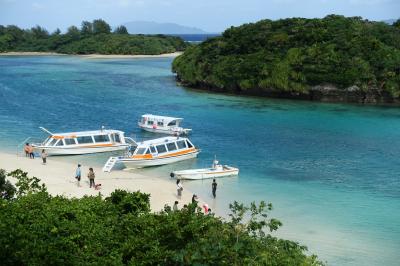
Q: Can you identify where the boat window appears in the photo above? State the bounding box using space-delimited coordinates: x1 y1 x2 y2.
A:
49 138 58 146
94 135 110 143
56 140 64 146
150 146 156 153
146 149 151 154
156 144 167 153
147 120 154 125
77 136 94 144
157 121 163 126
176 140 187 149
113 134 121 143
166 142 177 152
64 138 76 145
186 140 193 148
136 148 147 155
167 120 177 126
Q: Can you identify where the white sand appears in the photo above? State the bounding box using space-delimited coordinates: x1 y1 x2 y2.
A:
0 151 197 212
0 51 182 58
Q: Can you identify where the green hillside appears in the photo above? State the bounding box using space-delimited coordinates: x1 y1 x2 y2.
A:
0 19 186 55
172 15 400 103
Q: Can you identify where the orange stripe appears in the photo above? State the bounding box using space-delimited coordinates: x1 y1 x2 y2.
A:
132 154 153 159
52 135 64 139
157 148 196 158
80 143 115 148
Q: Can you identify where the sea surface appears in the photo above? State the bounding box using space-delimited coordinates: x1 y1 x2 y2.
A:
0 55 399 265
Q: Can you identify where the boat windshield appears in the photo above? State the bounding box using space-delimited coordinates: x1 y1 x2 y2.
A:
136 148 147 155
167 120 177 126
48 138 58 146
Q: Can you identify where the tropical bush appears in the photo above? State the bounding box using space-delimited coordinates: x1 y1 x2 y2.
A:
0 169 323 265
0 19 187 55
172 16 400 97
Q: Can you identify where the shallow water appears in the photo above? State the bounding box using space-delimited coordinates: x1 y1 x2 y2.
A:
0 56 399 265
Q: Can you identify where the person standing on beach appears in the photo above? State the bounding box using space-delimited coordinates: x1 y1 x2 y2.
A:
75 164 81 187
41 149 47 165
28 144 35 159
173 201 179 211
24 143 30 157
212 179 217 198
176 179 183 198
87 168 95 188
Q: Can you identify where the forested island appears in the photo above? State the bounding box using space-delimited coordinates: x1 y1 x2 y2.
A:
0 19 186 55
172 15 400 104
0 169 323 265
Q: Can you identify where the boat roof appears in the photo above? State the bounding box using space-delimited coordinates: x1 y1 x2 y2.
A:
137 136 187 146
142 114 183 122
49 129 124 138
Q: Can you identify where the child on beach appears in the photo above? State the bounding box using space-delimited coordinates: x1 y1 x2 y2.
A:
176 179 183 198
173 201 179 211
41 149 47 164
87 167 95 188
75 164 81 187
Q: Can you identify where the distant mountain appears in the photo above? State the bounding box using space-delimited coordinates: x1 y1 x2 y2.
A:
383 19 398 25
123 21 207 34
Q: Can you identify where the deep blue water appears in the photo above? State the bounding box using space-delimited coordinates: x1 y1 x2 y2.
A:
0 56 399 265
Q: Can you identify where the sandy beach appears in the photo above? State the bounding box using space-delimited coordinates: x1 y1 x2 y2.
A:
0 51 182 58
0 151 197 212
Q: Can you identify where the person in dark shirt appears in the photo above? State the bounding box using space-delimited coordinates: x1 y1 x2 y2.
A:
212 179 217 198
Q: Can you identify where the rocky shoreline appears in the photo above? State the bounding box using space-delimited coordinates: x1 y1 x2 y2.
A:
177 79 399 104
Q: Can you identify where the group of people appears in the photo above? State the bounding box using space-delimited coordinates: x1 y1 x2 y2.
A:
24 143 48 164
172 194 212 214
75 164 100 189
176 179 218 199
175 178 218 214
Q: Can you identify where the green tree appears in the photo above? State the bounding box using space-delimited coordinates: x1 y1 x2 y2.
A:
81 20 93 35
92 19 111 34
0 169 323 265
114 25 128 34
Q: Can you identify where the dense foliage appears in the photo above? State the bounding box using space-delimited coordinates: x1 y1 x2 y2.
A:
0 19 186 55
173 16 400 98
0 169 323 265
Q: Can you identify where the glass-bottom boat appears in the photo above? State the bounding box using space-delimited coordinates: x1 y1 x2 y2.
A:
103 136 199 171
30 127 135 156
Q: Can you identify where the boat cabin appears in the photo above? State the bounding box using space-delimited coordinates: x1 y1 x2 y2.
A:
131 137 195 159
41 129 127 147
140 114 183 128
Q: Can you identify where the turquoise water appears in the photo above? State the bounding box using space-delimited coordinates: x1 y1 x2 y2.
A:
1 56 400 265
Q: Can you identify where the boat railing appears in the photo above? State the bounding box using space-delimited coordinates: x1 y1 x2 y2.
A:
16 137 43 157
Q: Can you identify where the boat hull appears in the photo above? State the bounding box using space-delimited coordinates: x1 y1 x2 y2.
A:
32 144 129 156
120 150 199 168
172 167 239 180
138 123 190 135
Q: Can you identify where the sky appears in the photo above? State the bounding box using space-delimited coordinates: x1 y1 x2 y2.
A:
0 0 398 33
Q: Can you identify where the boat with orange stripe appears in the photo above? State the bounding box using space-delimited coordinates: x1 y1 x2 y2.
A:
30 127 135 155
111 136 200 168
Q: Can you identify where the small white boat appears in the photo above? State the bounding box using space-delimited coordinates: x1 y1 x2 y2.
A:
103 136 200 171
170 159 239 180
138 114 191 135
30 127 135 156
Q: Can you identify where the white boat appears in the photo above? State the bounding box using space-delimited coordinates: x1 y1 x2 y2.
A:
30 127 135 156
138 114 192 135
170 159 239 180
103 136 199 171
